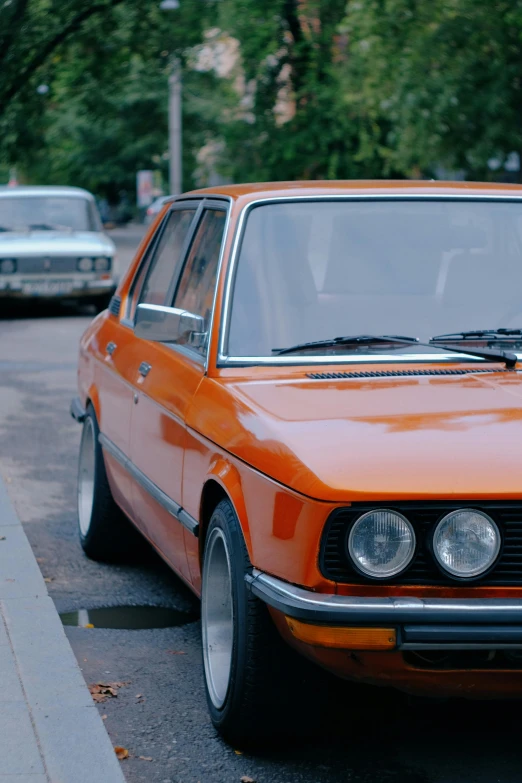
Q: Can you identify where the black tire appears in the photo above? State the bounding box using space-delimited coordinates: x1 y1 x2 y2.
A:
201 499 296 747
77 404 141 561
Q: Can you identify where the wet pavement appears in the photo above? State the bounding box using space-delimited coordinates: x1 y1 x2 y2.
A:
0 223 521 782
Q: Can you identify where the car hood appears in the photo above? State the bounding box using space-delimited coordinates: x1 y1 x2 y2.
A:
0 231 115 256
192 369 522 501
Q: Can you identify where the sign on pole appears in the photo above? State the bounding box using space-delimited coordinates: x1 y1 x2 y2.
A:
137 170 154 208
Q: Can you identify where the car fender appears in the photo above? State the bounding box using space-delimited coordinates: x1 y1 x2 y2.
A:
201 457 252 560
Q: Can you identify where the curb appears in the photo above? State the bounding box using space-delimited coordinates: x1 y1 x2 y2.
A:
0 477 126 783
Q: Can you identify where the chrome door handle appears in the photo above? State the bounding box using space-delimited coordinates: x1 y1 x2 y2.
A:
138 361 152 377
106 341 117 356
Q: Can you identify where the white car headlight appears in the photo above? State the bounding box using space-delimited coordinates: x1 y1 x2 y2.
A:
94 257 110 271
78 257 93 272
432 510 501 578
0 258 16 274
347 510 416 579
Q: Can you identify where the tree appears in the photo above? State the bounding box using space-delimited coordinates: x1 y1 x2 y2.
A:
342 0 522 180
204 0 382 182
0 0 218 195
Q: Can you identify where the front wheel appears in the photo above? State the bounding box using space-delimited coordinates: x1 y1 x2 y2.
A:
201 499 294 747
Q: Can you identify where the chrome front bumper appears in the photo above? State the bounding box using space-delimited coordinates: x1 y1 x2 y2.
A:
246 569 522 649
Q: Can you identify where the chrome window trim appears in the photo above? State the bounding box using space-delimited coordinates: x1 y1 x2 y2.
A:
99 432 199 536
217 194 522 367
122 195 232 371
123 199 204 325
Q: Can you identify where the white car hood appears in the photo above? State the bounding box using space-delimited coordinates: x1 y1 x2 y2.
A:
0 231 115 257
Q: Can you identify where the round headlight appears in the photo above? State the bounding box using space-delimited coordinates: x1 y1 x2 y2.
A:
347 510 416 579
94 256 110 271
432 510 501 578
0 258 16 274
78 257 93 272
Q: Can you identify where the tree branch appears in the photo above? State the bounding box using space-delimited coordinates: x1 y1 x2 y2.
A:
0 0 126 115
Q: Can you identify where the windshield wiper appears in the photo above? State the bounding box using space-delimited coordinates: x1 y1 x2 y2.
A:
432 329 522 341
274 335 418 355
274 334 518 369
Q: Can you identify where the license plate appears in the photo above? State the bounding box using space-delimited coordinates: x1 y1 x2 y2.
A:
21 279 75 296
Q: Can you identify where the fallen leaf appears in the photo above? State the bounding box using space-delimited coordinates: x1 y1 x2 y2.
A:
234 750 243 755
36 557 45 562
5 578 15 582
0 536 6 541
135 694 142 699
114 746 129 761
44 577 54 583
88 682 128 702
241 777 256 783
166 650 186 655
138 756 153 761
102 714 107 721
83 623 94 628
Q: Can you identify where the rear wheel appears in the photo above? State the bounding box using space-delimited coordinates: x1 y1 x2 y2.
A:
77 404 141 561
201 499 294 747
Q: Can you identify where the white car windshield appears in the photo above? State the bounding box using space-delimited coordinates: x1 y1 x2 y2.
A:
0 196 98 232
227 198 522 358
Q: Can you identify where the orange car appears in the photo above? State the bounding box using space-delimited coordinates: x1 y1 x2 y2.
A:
72 181 522 743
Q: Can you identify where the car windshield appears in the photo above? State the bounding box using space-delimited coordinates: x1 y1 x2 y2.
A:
0 196 99 232
227 198 522 358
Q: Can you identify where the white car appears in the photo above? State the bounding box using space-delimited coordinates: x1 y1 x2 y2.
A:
0 185 117 311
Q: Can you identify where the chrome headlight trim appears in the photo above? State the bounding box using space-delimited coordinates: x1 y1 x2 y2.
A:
432 509 501 579
347 509 416 580
77 257 94 272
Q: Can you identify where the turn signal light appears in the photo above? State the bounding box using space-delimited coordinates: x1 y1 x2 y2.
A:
285 617 396 650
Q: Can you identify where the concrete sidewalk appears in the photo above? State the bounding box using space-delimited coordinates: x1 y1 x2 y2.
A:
0 477 126 783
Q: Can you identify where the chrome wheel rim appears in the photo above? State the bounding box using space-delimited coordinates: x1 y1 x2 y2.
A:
77 417 95 537
202 527 234 709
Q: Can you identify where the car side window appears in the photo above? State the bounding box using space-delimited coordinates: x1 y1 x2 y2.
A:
133 208 196 315
171 208 226 356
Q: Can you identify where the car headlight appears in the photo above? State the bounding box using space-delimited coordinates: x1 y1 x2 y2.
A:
94 257 110 271
347 510 416 579
0 259 16 274
432 510 501 578
78 257 93 272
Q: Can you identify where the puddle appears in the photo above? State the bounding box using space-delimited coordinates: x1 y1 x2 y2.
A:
60 605 197 630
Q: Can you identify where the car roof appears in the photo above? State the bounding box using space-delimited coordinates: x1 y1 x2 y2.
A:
0 186 95 200
185 179 522 203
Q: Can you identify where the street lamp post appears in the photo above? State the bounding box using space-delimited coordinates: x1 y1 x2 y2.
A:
160 0 182 195
168 59 182 196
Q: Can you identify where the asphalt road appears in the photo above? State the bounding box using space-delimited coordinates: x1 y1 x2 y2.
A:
1 223 521 783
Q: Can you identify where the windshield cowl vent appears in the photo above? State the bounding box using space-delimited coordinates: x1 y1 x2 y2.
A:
306 368 516 380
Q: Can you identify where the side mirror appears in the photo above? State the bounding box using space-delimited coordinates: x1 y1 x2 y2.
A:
134 303 206 347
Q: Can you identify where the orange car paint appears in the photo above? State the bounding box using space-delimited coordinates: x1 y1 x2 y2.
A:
76 181 522 696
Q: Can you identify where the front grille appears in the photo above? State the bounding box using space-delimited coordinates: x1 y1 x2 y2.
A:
320 502 522 586
17 257 79 274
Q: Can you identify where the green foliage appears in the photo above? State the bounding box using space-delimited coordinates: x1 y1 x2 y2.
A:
0 0 218 197
212 0 379 181
2 0 522 192
342 0 522 179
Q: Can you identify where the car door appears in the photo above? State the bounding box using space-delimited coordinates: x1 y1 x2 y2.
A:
129 201 228 582
94 204 194 518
